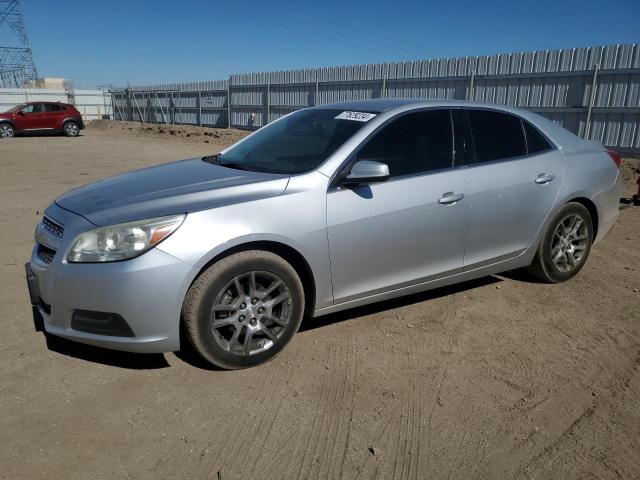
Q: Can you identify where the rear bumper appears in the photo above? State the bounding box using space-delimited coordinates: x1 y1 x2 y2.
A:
593 170 622 245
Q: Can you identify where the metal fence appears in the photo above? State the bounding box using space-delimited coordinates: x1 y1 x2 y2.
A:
112 44 640 153
0 88 112 121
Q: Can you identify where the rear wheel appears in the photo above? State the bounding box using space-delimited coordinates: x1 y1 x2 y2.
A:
182 250 305 369
527 202 593 283
63 121 80 137
0 123 15 138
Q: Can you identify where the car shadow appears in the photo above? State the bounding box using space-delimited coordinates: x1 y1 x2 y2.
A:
16 132 84 138
39 274 529 371
299 275 502 333
173 322 227 371
43 333 170 370
497 268 543 284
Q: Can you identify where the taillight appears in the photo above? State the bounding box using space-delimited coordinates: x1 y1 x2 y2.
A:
606 149 621 169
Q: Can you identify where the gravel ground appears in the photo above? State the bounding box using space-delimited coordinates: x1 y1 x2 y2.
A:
0 122 639 480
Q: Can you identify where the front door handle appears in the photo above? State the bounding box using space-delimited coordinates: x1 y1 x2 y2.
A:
535 173 555 184
438 192 464 205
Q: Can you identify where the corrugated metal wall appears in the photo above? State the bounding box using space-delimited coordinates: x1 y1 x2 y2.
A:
111 44 640 152
0 88 112 121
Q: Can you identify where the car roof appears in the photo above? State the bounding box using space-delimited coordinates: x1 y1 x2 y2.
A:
314 98 582 149
314 98 529 113
315 98 440 113
22 101 69 105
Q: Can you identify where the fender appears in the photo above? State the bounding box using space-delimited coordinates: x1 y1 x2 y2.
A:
160 231 330 314
60 116 84 130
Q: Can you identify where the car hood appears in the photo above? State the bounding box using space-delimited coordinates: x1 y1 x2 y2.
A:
55 158 290 226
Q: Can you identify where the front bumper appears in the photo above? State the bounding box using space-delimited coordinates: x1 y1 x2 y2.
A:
27 204 194 353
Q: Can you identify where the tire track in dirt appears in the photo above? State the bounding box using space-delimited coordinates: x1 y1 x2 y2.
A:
422 362 447 478
149 359 293 478
211 360 300 479
513 349 640 479
284 333 359 480
288 342 340 479
242 338 340 479
319 337 358 479
306 341 347 479
395 338 421 480
222 362 297 477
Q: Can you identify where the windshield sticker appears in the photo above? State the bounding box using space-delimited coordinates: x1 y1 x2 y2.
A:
335 111 377 122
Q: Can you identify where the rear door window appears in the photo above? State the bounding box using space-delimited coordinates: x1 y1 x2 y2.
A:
357 110 454 178
44 103 63 112
467 110 526 163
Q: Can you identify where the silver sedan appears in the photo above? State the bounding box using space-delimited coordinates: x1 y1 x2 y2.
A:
26 99 622 369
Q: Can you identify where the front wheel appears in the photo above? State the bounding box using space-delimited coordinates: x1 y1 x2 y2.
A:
63 121 80 137
0 123 15 138
527 202 594 283
182 250 305 369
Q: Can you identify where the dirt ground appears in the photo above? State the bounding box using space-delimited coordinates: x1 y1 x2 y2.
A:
1 121 639 480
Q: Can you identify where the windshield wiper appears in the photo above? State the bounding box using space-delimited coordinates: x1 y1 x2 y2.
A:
202 153 249 171
202 153 222 164
218 161 248 171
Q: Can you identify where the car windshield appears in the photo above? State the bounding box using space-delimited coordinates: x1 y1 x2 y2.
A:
6 104 27 113
215 108 374 174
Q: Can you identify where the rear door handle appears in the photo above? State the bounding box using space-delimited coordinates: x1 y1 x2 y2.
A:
438 192 464 205
535 173 555 184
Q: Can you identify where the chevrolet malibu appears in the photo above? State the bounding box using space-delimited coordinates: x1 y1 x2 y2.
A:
26 99 622 369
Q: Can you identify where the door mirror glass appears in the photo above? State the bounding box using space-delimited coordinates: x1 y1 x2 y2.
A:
344 160 390 185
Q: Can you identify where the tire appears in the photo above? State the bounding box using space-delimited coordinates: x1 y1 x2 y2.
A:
182 250 305 369
63 121 80 137
527 202 594 283
0 123 15 138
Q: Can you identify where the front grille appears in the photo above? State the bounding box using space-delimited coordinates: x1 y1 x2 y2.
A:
42 216 64 238
35 216 64 265
37 244 56 264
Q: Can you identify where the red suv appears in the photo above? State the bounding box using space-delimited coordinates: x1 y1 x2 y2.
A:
0 102 84 138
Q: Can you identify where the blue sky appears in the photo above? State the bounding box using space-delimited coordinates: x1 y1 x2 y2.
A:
14 0 640 87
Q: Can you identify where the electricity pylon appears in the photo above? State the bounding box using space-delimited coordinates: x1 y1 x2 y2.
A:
0 0 38 87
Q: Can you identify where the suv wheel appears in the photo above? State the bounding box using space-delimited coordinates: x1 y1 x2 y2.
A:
63 121 80 137
0 123 15 138
183 250 305 369
527 202 593 283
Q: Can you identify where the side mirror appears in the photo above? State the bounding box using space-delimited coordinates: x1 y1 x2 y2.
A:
18 111 25 116
343 160 390 185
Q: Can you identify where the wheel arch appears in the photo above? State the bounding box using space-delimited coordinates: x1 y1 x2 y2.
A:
185 240 317 318
0 119 15 128
61 117 80 127
566 196 599 240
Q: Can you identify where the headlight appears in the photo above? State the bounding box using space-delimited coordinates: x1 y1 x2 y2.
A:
67 214 185 263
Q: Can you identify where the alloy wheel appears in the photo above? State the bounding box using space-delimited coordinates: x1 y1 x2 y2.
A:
0 124 15 138
65 123 79 136
550 214 588 273
209 271 292 356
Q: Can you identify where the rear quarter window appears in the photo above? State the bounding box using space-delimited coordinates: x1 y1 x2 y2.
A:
523 120 552 154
